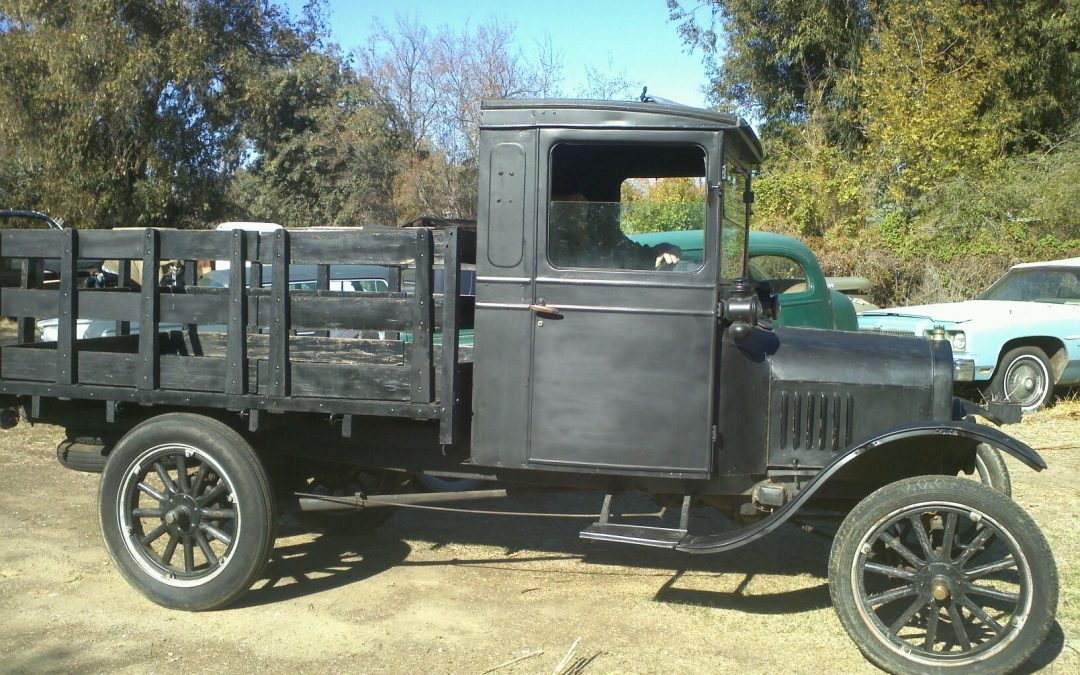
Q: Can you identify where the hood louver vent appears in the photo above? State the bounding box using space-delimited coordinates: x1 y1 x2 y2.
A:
778 390 855 454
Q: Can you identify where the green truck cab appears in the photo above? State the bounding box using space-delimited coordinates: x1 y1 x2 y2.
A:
631 229 858 330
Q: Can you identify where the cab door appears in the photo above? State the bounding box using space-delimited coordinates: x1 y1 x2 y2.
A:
526 131 722 477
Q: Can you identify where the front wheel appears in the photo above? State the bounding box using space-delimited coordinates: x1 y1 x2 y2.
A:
99 413 275 611
829 476 1057 674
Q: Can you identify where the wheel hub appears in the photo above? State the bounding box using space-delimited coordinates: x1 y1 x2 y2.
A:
931 577 951 602
915 562 963 603
163 493 200 534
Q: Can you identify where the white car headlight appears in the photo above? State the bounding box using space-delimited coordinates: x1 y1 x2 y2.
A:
950 331 967 351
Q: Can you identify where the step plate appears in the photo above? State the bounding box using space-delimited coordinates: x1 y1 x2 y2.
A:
580 523 687 549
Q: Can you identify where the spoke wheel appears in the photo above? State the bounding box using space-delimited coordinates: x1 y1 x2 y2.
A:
117 443 238 584
829 477 1057 674
100 414 275 610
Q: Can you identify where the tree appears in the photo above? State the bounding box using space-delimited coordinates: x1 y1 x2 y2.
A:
579 57 639 102
229 51 405 227
857 1 1017 198
668 0 872 145
361 14 561 220
0 0 327 228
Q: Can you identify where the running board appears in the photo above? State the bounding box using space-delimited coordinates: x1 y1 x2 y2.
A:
580 493 692 549
580 523 687 549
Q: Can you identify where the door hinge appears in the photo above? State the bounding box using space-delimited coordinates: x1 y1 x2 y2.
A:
711 425 720 447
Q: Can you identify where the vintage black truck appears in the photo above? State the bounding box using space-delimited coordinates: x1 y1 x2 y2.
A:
0 99 1058 674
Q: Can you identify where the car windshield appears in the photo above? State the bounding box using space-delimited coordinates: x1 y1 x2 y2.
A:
978 267 1080 303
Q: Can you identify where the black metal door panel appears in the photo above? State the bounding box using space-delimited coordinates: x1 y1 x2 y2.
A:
528 293 715 473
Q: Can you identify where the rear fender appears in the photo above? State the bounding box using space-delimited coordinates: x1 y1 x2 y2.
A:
677 421 1044 554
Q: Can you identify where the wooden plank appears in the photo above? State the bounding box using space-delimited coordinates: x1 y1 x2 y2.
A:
1 288 52 318
9 334 139 351
171 332 405 364
56 229 78 385
315 264 330 337
288 228 418 265
138 229 159 390
160 355 226 392
77 230 144 259
0 379 442 419
79 291 141 322
386 266 402 340
439 228 460 444
287 295 413 332
183 259 196 288
411 229 434 402
159 230 238 261
289 335 406 364
159 293 229 324
269 229 289 396
276 361 411 401
226 230 247 395
78 351 139 387
0 346 53 380
16 258 41 343
0 229 64 258
116 259 131 336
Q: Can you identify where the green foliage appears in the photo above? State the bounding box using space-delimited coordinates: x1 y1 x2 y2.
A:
674 0 1080 305
230 52 405 227
858 2 1017 197
620 178 706 234
669 0 871 145
0 0 335 228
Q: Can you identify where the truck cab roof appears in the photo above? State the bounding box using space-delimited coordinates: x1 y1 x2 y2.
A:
480 98 763 166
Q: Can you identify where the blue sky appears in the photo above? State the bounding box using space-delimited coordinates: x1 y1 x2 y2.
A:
282 0 715 108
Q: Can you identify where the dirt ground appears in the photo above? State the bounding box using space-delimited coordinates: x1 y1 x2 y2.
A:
0 405 1077 674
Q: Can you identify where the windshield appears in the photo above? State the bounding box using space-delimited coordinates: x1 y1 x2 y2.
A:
721 162 748 279
978 267 1080 303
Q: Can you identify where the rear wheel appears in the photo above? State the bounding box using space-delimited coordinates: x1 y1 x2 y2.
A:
99 414 275 611
986 346 1054 413
829 476 1057 674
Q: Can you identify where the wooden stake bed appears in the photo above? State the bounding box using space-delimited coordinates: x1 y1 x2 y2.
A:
0 226 473 444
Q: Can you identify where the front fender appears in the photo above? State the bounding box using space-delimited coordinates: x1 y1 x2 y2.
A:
677 420 1044 554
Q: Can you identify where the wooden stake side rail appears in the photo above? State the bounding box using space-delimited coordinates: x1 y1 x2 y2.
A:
0 226 467 435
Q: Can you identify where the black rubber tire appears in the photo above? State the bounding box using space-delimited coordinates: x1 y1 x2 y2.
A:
986 346 1055 413
99 413 275 611
969 444 1012 497
56 439 110 473
829 476 1057 675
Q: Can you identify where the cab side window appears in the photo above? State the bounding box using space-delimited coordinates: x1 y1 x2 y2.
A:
547 143 706 272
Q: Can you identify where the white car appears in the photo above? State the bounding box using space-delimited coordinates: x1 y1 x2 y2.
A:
859 257 1080 412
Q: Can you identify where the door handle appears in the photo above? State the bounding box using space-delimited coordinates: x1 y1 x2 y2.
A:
529 303 562 318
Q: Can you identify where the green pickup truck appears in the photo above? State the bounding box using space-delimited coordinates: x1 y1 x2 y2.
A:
631 229 858 330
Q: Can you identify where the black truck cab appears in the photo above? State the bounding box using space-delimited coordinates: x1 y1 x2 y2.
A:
472 100 760 477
